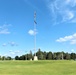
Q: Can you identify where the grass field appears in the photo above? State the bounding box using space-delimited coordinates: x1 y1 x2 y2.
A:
0 60 76 75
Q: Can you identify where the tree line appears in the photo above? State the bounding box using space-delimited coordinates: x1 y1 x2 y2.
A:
15 48 76 60
0 48 76 60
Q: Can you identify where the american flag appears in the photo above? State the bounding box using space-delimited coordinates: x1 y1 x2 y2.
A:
34 11 37 24
34 20 37 24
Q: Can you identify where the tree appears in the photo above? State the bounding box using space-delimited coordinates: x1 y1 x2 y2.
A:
15 56 19 60
36 49 44 60
64 53 70 60
43 51 47 60
61 52 64 60
25 54 27 60
6 56 12 60
70 53 76 60
29 50 33 59
0 56 1 60
53 53 57 60
47 52 53 60
56 52 61 60
1 56 6 60
19 55 25 60
27 54 32 60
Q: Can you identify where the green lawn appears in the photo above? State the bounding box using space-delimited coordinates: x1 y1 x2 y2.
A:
0 60 76 75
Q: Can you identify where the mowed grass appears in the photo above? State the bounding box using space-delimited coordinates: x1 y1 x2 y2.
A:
0 60 76 75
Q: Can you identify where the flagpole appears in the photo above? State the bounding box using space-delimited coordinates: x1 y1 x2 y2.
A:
34 11 36 56
34 11 38 60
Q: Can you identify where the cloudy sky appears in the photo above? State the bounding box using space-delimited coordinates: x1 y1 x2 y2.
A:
0 0 76 57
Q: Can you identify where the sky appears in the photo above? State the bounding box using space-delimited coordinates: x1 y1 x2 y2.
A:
0 0 76 57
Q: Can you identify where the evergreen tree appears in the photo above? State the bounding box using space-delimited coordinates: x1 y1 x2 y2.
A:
36 49 44 60
71 53 76 60
43 51 47 60
47 52 52 60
